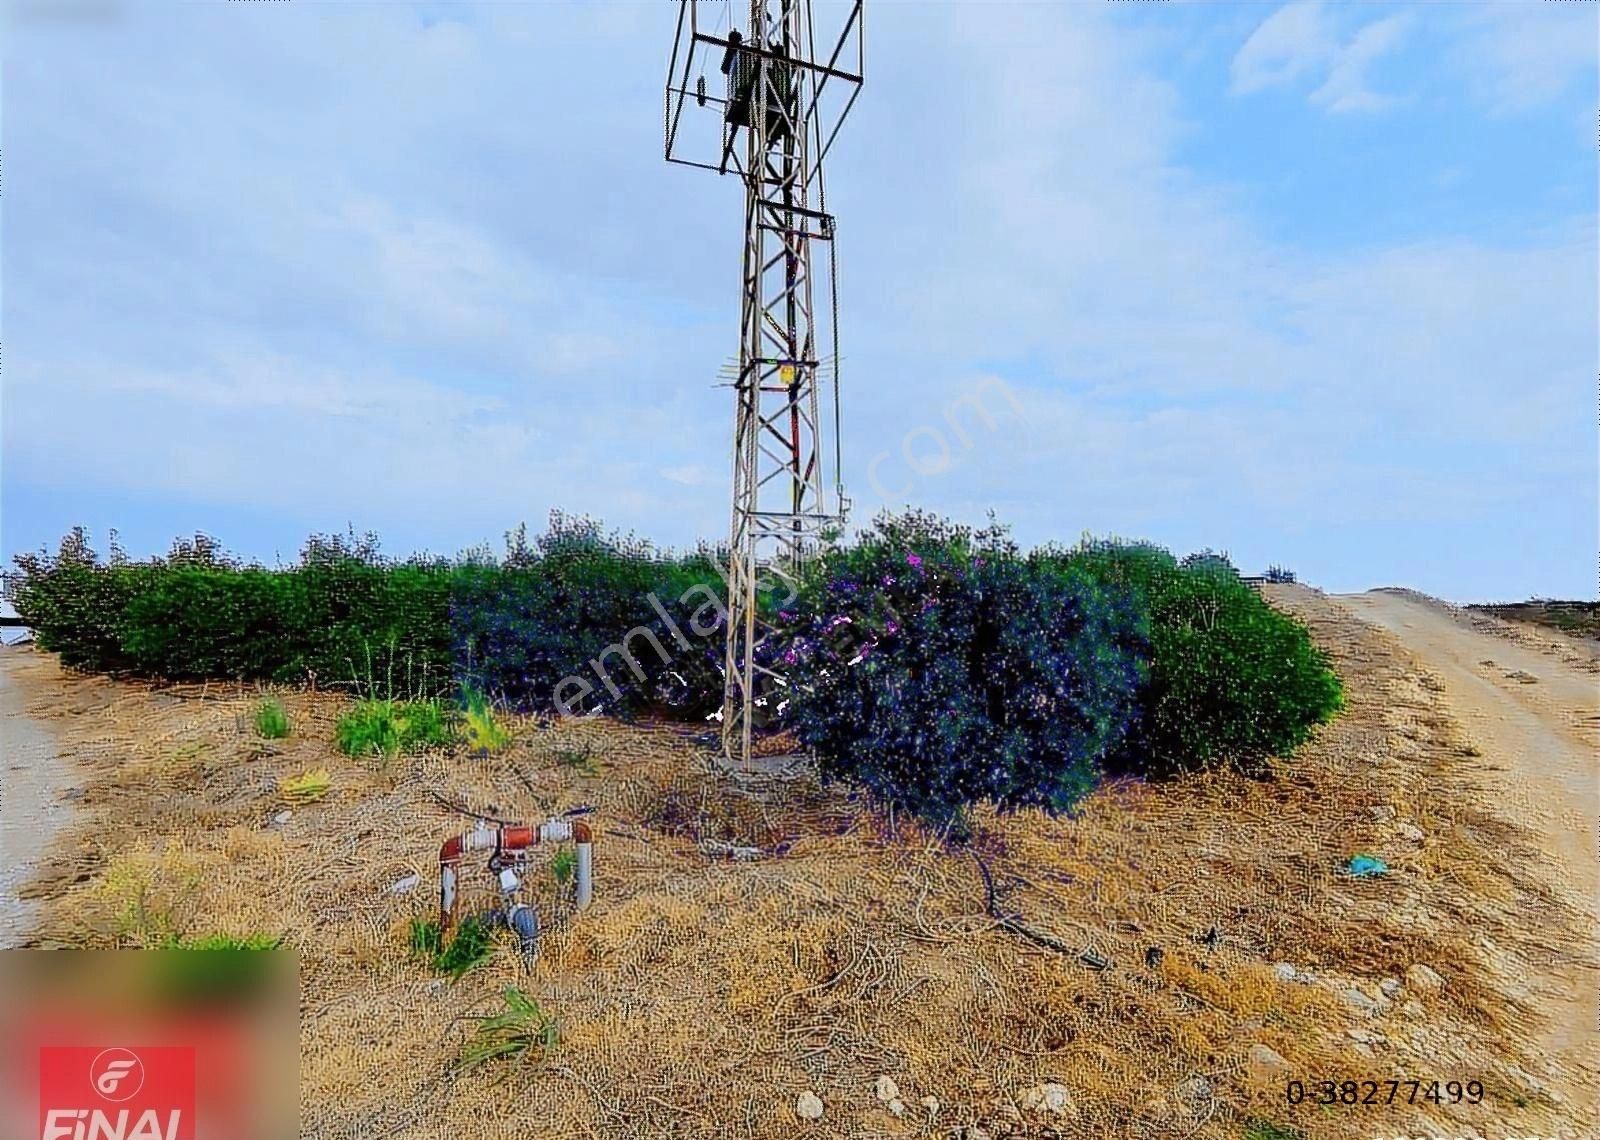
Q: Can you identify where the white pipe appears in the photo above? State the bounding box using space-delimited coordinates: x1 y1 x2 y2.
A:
538 818 573 844
575 842 594 910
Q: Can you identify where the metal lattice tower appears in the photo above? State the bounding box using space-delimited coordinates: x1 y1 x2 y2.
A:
665 0 864 766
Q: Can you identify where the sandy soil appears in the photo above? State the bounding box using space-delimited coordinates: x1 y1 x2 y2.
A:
1336 589 1600 1123
0 647 77 946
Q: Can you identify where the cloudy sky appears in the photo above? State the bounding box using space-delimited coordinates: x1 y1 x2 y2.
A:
2 0 1594 600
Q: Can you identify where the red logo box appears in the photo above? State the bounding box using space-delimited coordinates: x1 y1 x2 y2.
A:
38 1046 196 1140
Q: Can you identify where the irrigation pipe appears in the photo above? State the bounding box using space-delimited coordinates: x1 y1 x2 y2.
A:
969 850 1112 971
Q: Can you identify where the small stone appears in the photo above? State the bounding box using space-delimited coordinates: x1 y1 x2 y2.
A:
874 1075 899 1103
795 1091 824 1121
269 810 292 826
388 873 421 896
1369 804 1396 821
1020 1082 1075 1116
1343 986 1380 1014
1379 977 1402 999
1505 669 1539 684
920 1095 939 1116
1405 964 1444 994
1398 823 1424 843
886 1098 905 1118
1247 1044 1290 1085
1273 962 1298 982
1175 1076 1213 1112
1401 1000 1421 1018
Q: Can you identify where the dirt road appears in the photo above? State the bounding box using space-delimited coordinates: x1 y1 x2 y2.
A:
0 648 76 946
1337 589 1599 1113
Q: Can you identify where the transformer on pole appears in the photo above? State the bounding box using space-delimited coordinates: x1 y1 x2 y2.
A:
664 0 865 766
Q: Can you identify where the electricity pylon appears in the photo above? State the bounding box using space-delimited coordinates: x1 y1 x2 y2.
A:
665 0 864 766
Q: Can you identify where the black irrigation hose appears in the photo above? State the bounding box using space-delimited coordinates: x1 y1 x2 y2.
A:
423 788 516 825
969 850 1111 972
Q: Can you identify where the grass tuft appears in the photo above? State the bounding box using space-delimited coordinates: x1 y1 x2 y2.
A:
554 744 598 775
279 769 332 804
410 915 494 979
456 986 559 1072
409 917 443 957
253 698 291 739
550 848 577 887
165 932 282 950
335 698 452 759
461 686 512 754
1243 1122 1303 1140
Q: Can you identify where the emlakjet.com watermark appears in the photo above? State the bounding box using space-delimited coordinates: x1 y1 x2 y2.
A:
866 375 1022 500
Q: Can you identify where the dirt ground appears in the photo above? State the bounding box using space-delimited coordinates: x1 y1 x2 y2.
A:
2 585 1596 1139
0 654 77 946
1336 588 1599 1118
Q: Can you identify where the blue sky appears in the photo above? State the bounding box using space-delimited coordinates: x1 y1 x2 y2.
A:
2 0 1594 601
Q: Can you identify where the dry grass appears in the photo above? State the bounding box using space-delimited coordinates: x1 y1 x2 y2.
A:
8 586 1592 1139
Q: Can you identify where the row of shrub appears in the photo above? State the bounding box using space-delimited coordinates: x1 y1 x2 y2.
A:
11 528 456 691
13 513 1343 821
12 517 720 711
776 513 1342 820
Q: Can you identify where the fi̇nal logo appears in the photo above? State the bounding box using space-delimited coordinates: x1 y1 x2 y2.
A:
38 1045 196 1140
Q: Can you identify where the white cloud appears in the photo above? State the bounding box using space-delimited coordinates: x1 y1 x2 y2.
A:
1450 1 1599 113
1311 12 1413 113
1230 1 1333 95
1231 2 1411 113
660 466 709 487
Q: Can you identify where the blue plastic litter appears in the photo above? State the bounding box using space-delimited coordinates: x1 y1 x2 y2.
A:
1346 854 1388 878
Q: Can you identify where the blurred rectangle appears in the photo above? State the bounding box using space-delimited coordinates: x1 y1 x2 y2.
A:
0 950 297 1140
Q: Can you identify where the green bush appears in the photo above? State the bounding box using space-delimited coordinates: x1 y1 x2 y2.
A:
781 512 1146 823
11 529 150 672
335 698 453 759
450 515 729 716
409 917 443 957
150 934 284 1005
288 534 455 694
12 528 455 694
120 566 301 680
1055 540 1343 777
13 519 719 710
253 698 291 739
